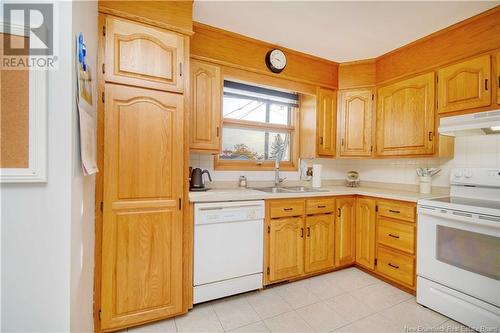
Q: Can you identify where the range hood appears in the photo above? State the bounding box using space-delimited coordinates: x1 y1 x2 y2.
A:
439 110 500 136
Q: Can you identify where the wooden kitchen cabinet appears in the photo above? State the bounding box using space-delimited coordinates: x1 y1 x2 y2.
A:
104 15 185 92
376 72 435 156
334 197 356 266
497 52 500 105
101 83 184 329
317 88 337 156
268 216 305 282
300 88 337 158
438 55 491 114
338 89 373 157
355 197 376 270
190 60 222 152
304 214 335 273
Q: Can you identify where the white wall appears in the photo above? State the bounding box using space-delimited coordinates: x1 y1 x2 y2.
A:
71 1 97 332
1 1 97 332
190 134 500 187
1 2 73 331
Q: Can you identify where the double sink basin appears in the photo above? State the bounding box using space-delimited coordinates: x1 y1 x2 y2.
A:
252 186 328 194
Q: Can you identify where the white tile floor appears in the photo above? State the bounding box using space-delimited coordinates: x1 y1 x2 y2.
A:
127 268 475 333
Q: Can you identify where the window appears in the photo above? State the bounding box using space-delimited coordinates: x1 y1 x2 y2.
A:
215 80 299 170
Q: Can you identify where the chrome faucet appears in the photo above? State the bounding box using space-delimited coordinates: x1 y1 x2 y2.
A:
274 157 286 187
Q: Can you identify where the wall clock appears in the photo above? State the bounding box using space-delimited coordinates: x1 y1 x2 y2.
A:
265 49 287 73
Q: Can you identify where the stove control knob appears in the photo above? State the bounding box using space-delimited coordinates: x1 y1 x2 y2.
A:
454 170 463 179
464 169 473 178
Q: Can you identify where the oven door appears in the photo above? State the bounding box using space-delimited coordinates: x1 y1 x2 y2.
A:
417 206 500 307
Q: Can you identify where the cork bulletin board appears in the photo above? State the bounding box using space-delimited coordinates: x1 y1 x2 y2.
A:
0 30 47 183
0 33 30 168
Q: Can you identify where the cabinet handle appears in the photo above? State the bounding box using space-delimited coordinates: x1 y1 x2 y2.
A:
300 228 304 238
216 126 220 138
337 208 341 218
485 78 488 91
341 138 345 146
428 131 433 142
307 227 310 237
317 205 326 208
388 233 400 239
179 63 183 77
389 209 401 214
388 263 400 269
283 208 293 211
319 137 324 145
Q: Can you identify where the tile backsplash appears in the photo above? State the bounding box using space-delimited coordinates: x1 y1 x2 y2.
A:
190 134 500 187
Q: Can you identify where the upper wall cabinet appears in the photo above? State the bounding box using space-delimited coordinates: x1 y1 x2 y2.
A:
104 16 185 93
190 60 222 152
300 88 337 159
497 52 500 105
376 72 435 156
317 88 337 157
437 55 491 114
338 89 373 157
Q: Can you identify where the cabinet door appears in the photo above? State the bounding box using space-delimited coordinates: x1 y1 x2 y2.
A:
305 214 335 273
438 55 491 114
355 198 376 270
101 84 184 330
376 72 435 156
497 53 500 105
335 197 356 266
269 217 304 282
317 88 337 157
190 60 221 151
339 90 373 157
105 16 185 92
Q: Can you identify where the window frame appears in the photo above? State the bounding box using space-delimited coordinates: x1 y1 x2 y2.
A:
215 91 300 171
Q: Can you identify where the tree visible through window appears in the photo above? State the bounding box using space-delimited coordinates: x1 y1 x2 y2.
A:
218 81 298 168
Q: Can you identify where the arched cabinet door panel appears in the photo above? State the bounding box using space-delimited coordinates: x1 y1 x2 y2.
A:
376 72 435 156
100 83 184 330
438 55 491 114
339 89 373 157
105 16 185 92
335 197 356 267
355 198 376 270
305 214 335 273
317 88 337 157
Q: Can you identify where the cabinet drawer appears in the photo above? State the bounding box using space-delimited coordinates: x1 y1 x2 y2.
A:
377 200 415 222
270 200 304 218
377 219 415 254
377 246 414 287
306 198 335 215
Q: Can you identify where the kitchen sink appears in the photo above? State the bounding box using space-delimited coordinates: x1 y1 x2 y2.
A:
252 186 328 193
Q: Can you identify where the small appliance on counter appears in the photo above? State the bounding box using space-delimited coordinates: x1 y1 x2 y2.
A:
190 168 212 191
345 171 360 187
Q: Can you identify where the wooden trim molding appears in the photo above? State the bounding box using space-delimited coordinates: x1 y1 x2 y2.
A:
191 22 339 90
375 6 500 84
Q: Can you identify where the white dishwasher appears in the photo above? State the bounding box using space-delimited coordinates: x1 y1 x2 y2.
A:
194 200 264 304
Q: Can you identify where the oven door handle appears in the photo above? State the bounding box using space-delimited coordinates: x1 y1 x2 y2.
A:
418 206 500 230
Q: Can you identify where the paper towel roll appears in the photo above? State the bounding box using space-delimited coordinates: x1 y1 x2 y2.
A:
312 164 322 188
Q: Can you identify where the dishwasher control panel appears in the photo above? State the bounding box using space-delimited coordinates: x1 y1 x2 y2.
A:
195 201 265 225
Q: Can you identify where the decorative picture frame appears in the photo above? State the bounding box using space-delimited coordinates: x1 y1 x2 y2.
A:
1 22 48 183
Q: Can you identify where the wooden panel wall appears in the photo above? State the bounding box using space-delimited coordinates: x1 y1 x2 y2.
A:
191 22 339 90
0 33 29 168
99 1 193 35
338 60 376 89
376 7 500 84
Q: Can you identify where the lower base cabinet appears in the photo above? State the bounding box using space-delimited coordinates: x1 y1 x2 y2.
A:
268 216 304 282
265 198 338 284
335 197 356 266
305 214 335 273
264 196 417 291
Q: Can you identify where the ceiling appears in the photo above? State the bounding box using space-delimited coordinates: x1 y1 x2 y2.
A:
193 1 499 63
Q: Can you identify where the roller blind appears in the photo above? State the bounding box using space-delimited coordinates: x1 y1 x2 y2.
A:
223 80 299 107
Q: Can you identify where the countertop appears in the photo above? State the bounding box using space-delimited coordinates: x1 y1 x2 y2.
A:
189 185 447 203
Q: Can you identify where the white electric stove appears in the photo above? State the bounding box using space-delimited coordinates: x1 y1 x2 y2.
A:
417 168 500 331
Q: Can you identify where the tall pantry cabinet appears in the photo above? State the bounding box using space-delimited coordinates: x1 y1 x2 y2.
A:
97 14 190 332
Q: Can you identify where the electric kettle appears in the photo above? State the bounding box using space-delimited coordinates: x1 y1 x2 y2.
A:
190 168 212 191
